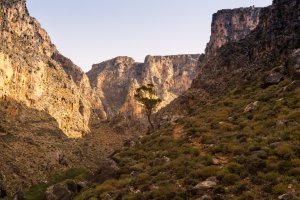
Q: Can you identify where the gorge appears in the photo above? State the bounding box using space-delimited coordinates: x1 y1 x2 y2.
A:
0 0 299 199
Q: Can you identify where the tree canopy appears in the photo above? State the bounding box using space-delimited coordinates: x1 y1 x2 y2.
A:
134 83 162 129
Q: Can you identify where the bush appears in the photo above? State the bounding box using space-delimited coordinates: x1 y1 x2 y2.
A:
227 163 244 175
277 161 294 173
222 174 240 186
287 168 300 176
272 183 287 195
213 186 226 194
190 166 219 180
246 158 266 174
233 183 248 195
239 191 255 200
275 145 294 159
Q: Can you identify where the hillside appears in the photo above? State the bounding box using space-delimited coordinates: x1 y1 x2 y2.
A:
73 0 300 199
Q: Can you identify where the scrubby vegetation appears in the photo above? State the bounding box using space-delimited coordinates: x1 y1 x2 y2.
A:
73 78 300 199
25 168 87 200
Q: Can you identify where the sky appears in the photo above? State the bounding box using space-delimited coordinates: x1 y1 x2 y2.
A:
27 0 272 72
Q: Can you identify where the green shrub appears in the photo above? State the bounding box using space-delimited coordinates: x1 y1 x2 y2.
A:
275 145 294 159
25 168 88 200
272 183 287 195
190 166 220 180
233 183 248 195
227 163 244 175
246 158 266 174
222 173 240 185
239 191 255 200
277 161 294 173
287 168 300 177
213 186 226 194
150 184 177 199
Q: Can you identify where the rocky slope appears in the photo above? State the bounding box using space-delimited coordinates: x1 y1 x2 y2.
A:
87 54 202 120
0 0 91 138
74 0 300 199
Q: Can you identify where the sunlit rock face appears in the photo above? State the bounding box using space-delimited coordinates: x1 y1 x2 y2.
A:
206 6 261 56
87 54 202 120
0 0 91 137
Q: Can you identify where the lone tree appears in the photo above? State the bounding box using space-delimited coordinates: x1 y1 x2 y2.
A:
134 84 162 130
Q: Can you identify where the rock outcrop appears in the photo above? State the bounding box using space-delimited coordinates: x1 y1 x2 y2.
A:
206 6 261 55
0 0 91 137
87 54 202 120
161 0 299 119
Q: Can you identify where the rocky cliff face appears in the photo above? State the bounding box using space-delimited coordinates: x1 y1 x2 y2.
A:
161 0 299 120
87 54 202 120
197 0 299 92
206 6 261 55
0 0 91 137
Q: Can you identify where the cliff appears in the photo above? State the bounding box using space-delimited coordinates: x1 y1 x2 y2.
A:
196 0 299 93
87 54 202 120
206 6 261 55
0 0 91 137
161 0 300 120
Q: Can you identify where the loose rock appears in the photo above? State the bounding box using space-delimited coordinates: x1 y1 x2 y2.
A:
244 101 259 113
88 158 120 183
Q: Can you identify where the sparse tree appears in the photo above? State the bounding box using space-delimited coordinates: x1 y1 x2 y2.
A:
134 84 162 130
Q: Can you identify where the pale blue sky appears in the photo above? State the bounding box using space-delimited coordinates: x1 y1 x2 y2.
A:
27 0 272 71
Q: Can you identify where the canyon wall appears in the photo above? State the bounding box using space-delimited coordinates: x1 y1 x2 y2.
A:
0 1 273 135
87 54 202 120
0 0 202 135
206 6 261 55
161 0 299 119
0 0 91 137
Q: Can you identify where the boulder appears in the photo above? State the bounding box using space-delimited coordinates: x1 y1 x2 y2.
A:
270 142 284 149
289 49 300 80
88 158 120 183
193 177 217 191
200 195 212 200
263 72 284 87
45 180 84 200
251 150 268 159
244 101 259 113
278 193 295 200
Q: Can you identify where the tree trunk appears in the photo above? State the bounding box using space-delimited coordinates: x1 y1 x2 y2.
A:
147 114 154 130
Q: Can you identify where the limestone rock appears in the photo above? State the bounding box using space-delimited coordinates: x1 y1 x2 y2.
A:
244 101 259 113
206 7 261 56
289 49 300 80
193 179 217 190
0 0 90 137
199 195 212 200
278 193 295 200
87 54 202 121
